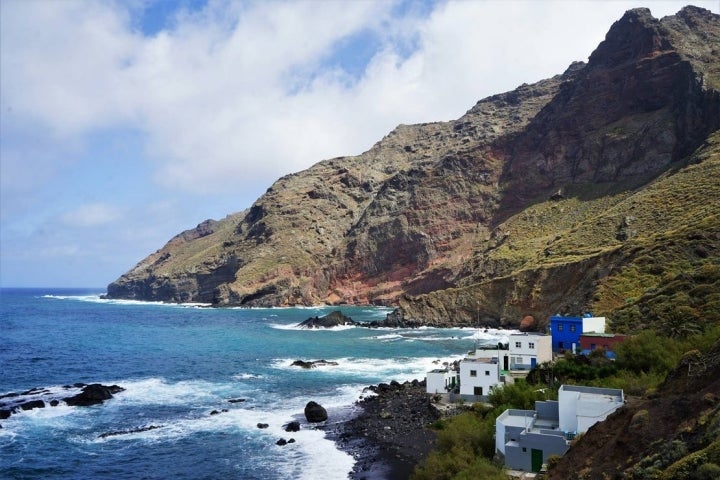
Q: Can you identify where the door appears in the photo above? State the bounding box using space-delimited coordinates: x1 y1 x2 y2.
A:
531 449 543 472
503 355 509 371
474 386 483 396
531 358 537 368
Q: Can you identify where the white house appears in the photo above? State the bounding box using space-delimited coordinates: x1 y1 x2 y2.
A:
558 384 624 433
495 385 624 472
459 356 502 397
508 333 552 370
427 334 552 400
426 368 458 394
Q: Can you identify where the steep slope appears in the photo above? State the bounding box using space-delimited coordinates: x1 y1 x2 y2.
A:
547 338 720 480
107 6 720 326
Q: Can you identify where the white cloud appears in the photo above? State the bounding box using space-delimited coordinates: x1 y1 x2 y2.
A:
61 203 123 227
1 0 717 288
3 0 715 200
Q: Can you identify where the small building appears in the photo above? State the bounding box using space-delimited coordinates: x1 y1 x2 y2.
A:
459 355 502 397
579 332 627 356
426 368 459 394
549 315 606 352
508 333 552 370
496 384 624 472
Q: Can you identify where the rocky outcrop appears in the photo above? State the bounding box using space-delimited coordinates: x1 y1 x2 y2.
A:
106 7 720 330
64 383 125 406
0 383 125 420
297 311 355 328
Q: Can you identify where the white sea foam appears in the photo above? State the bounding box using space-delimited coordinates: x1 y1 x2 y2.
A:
87 379 357 479
42 294 213 308
110 378 245 407
232 373 264 380
269 322 357 331
270 355 464 382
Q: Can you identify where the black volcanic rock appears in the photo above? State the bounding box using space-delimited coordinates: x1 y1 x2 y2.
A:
291 359 339 369
304 401 328 423
64 384 125 407
284 421 301 432
297 311 355 328
0 383 125 419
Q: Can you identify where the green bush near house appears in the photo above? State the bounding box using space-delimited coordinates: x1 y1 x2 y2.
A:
412 381 554 480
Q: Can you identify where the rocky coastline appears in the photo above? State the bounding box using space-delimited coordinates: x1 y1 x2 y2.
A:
325 379 446 480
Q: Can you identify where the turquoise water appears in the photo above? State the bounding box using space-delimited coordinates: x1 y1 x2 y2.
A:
0 288 509 479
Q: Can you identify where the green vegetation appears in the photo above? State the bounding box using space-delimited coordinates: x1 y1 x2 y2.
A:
412 381 554 479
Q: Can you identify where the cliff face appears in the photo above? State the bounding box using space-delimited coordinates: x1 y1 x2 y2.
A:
107 6 720 329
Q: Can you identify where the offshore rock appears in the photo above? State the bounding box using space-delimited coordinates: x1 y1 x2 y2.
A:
291 359 339 369
297 310 355 328
64 384 125 407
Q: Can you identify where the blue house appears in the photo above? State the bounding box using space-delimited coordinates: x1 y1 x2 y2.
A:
549 314 606 352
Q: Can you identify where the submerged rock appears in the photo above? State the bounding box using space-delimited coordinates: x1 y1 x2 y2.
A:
291 359 339 369
98 425 163 439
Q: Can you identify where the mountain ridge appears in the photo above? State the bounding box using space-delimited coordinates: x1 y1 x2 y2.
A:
107 6 720 333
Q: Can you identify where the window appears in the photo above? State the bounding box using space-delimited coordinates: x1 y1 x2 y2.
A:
515 341 522 348
474 386 483 395
557 324 564 331
485 370 490 376
570 324 576 332
528 342 535 349
470 370 477 377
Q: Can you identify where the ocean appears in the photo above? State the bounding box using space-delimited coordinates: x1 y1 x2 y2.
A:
0 288 511 479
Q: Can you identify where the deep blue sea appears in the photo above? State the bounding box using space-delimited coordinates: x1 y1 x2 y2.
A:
0 288 510 479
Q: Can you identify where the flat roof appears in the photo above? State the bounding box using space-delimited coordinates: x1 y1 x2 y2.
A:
580 332 624 338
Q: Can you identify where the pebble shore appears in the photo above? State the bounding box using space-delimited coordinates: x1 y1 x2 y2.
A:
326 379 442 480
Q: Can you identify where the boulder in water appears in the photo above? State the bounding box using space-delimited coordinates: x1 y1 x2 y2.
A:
304 401 328 422
284 421 300 432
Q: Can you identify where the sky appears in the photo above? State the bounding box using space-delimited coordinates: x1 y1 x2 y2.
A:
1 0 717 289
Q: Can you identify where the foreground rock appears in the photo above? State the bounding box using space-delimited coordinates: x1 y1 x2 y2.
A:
0 383 125 419
330 379 442 480
304 401 328 423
